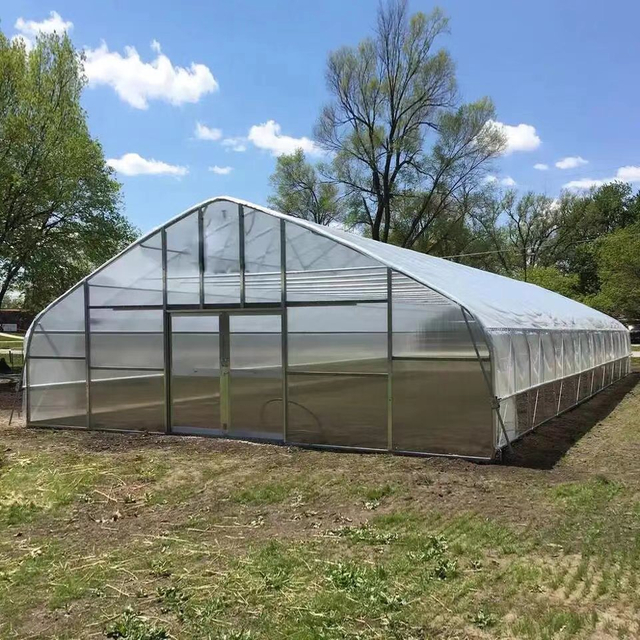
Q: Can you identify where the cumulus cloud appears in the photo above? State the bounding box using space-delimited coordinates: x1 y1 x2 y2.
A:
84 41 218 109
534 163 549 171
616 165 640 182
12 10 73 49
555 156 588 170
486 175 517 187
221 137 248 152
487 120 541 154
107 153 188 177
563 178 605 190
195 122 222 141
247 120 324 157
209 165 233 175
563 165 640 190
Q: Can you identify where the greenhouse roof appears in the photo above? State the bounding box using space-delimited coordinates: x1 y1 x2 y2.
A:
199 197 625 334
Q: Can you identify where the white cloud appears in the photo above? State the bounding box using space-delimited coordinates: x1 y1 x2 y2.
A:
488 120 541 154
486 175 517 187
562 178 605 190
84 41 218 109
221 137 248 152
555 156 588 170
616 165 640 182
209 165 233 175
12 10 73 49
247 120 324 157
534 163 549 171
107 153 187 177
195 122 222 141
563 165 640 190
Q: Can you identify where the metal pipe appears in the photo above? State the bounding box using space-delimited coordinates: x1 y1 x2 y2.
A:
387 268 393 451
280 219 289 442
239 204 246 307
162 228 172 434
83 281 92 429
461 307 513 453
198 207 205 308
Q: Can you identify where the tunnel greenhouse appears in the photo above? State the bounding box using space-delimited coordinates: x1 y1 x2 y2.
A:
24 197 632 460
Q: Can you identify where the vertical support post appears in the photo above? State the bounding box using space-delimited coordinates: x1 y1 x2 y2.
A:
198 207 205 309
386 269 393 451
575 335 582 404
219 312 230 432
239 204 246 307
524 332 533 431
83 281 92 429
590 334 595 396
280 219 288 441
162 228 172 434
461 307 512 453
556 335 564 415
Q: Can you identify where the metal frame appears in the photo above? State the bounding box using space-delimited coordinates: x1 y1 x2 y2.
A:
83 281 92 429
386 268 393 451
280 219 289 441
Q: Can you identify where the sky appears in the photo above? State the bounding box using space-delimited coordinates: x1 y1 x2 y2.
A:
2 0 640 235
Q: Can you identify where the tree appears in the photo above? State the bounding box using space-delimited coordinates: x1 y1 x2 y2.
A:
315 0 504 246
267 149 342 225
0 30 132 310
469 190 565 280
589 223 640 319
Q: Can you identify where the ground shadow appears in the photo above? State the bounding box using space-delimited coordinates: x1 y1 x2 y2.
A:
502 372 639 470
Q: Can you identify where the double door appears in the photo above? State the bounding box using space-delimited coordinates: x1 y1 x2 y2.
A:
170 312 283 439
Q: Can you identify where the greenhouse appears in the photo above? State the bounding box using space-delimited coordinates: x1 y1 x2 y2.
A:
24 197 632 460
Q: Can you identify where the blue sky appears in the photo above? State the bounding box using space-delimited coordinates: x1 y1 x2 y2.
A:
2 0 640 234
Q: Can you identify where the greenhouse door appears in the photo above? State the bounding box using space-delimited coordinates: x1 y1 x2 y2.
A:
170 312 283 440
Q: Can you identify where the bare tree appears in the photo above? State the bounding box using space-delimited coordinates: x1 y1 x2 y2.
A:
315 0 504 246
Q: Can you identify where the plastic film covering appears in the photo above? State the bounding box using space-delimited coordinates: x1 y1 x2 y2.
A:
28 286 86 426
244 208 281 303
203 200 240 304
287 301 388 449
229 314 282 438
88 232 163 307
390 273 493 457
166 212 200 305
285 222 387 302
25 196 632 458
171 315 221 431
497 328 631 444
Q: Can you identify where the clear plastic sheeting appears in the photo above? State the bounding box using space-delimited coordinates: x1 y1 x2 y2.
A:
89 232 163 307
25 196 631 459
244 208 281 303
285 222 387 302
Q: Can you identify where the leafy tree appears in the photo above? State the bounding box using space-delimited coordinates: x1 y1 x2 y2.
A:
468 190 565 279
315 0 505 246
0 30 133 310
589 223 640 319
526 266 582 300
267 149 341 225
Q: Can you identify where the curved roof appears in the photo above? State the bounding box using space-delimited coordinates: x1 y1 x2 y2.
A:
29 195 626 337
222 197 624 334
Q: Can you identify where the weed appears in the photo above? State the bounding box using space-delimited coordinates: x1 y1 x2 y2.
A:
232 483 290 505
471 609 497 629
105 607 169 640
334 524 399 545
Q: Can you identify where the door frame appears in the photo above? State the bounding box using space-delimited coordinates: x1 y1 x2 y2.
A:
167 307 283 436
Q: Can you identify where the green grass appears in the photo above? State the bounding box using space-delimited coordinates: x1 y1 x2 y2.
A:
1 376 640 639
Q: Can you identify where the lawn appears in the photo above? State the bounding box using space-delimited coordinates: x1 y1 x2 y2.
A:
0 372 639 639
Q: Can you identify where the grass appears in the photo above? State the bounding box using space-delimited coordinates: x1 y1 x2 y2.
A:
1 374 640 638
